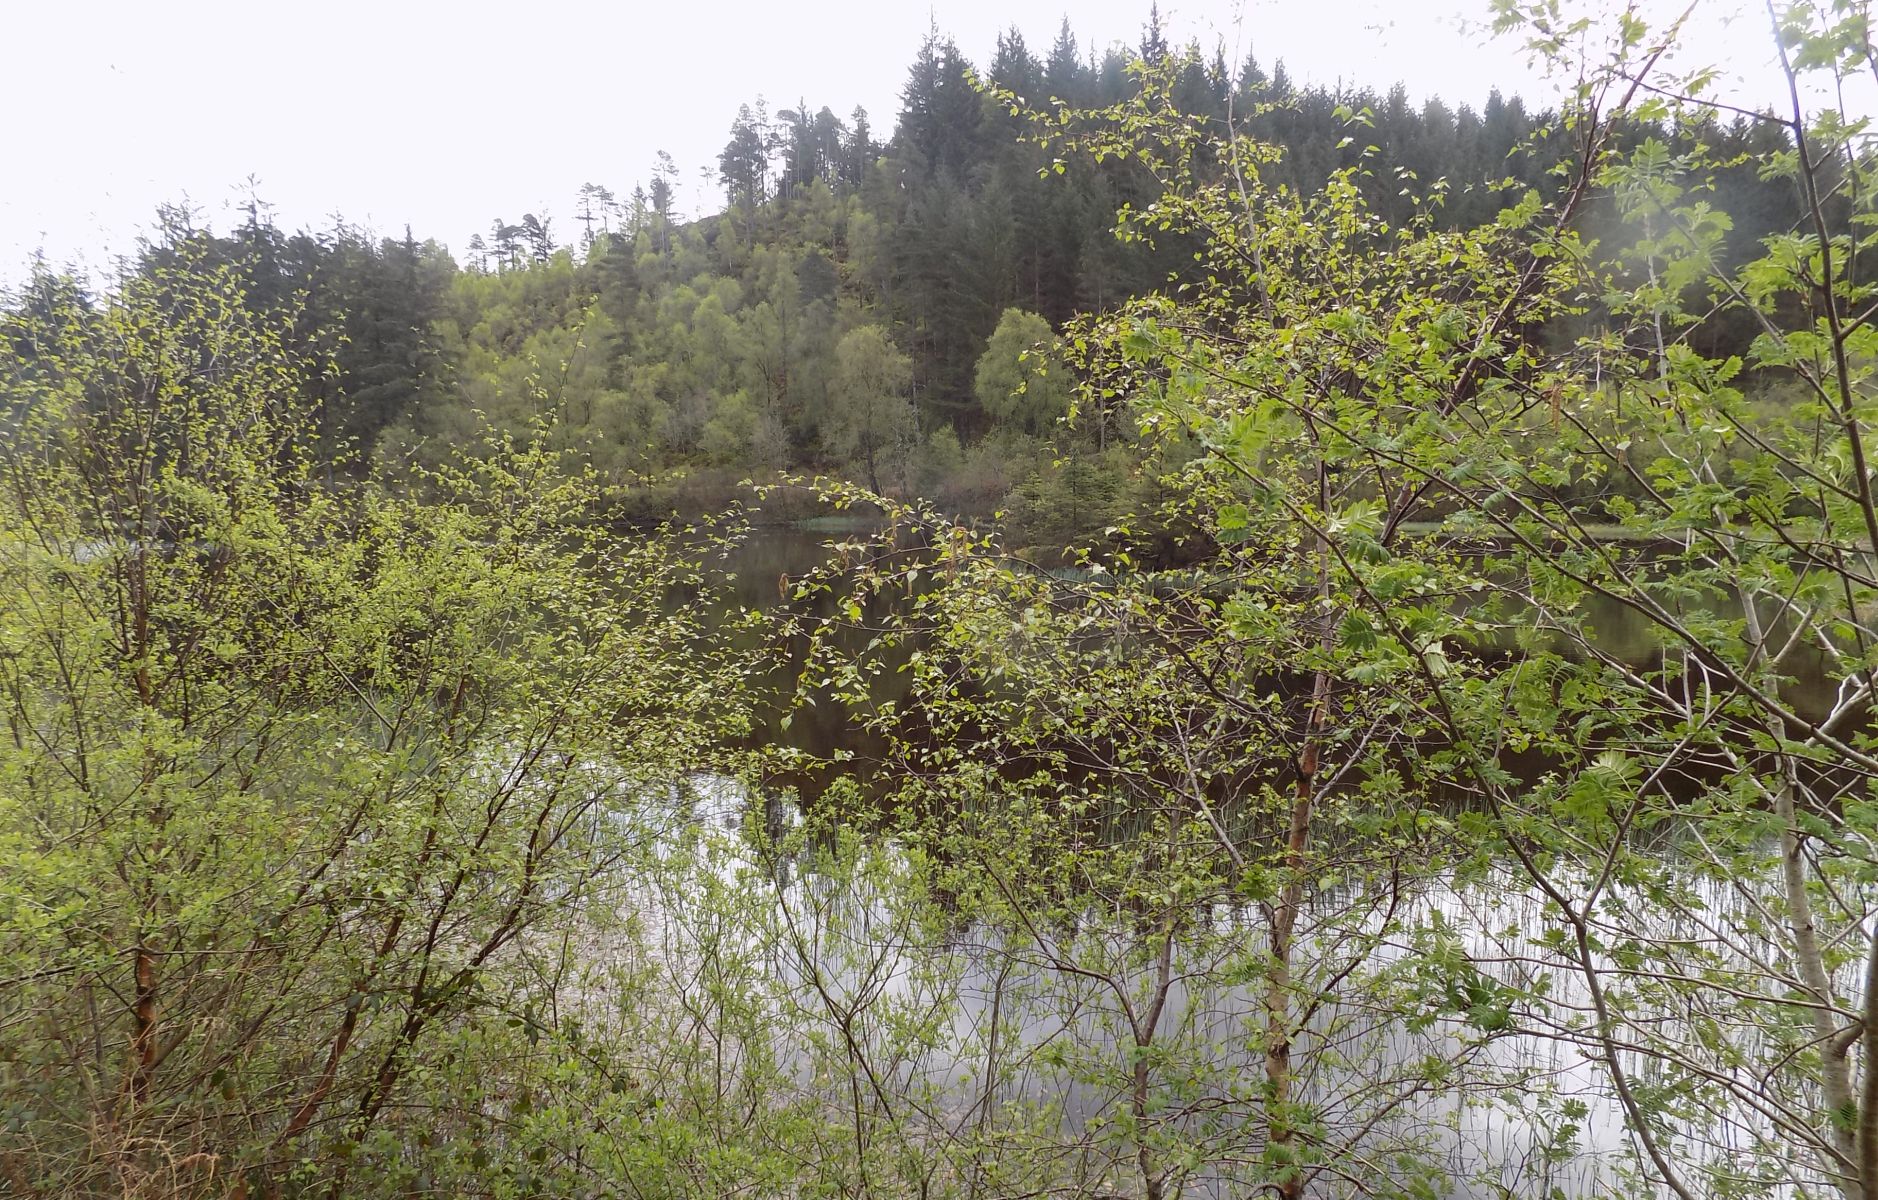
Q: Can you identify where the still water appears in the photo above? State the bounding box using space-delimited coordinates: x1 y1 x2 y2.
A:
582 773 1800 1199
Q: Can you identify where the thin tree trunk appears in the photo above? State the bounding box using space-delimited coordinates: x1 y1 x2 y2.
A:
1777 766 1862 1198
1741 587 1863 1198
1859 919 1878 1194
127 943 159 1103
1265 453 1332 1200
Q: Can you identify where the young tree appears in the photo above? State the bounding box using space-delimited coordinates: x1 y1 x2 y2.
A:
827 324 914 493
973 307 1072 435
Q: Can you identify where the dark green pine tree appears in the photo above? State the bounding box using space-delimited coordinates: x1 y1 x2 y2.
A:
719 105 771 212
1043 19 1089 105
897 30 984 182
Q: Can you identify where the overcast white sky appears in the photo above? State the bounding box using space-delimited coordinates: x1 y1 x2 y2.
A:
0 0 1796 285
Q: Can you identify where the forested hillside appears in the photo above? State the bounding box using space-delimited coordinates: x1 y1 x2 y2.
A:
27 11 1794 541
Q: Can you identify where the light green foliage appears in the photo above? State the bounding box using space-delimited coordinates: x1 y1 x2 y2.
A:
783 482 1513 1197
974 307 1073 435
827 324 915 492
0 249 747 1196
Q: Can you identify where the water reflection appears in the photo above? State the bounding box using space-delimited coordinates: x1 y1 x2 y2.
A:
582 774 1827 1199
